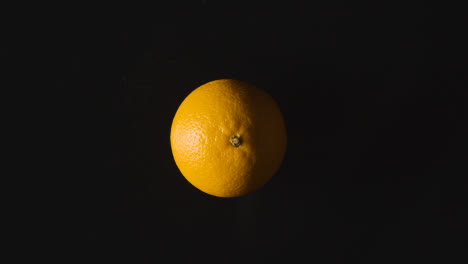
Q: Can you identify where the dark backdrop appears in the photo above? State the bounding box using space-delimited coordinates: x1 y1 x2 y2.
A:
50 2 466 263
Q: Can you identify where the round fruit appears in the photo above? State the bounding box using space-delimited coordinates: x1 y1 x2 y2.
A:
170 79 287 197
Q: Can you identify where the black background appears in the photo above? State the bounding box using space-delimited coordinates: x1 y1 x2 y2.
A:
45 1 466 263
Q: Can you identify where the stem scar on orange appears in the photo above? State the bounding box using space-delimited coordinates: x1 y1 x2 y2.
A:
170 79 287 197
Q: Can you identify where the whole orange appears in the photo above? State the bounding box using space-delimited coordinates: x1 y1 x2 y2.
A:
170 79 287 197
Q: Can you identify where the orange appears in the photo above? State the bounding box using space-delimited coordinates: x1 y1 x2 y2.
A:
170 79 287 197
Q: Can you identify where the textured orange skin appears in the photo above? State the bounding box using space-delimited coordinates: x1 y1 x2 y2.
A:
170 79 287 197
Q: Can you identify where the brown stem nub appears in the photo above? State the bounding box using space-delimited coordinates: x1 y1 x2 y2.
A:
230 135 241 147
